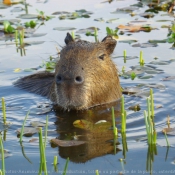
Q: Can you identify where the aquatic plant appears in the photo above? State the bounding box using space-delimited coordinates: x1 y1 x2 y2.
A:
96 170 100 175
123 50 126 63
164 132 170 147
44 115 48 148
71 31 75 40
1 98 6 124
3 21 15 34
144 89 156 145
111 107 118 136
37 9 52 21
121 96 126 133
94 28 98 42
63 157 69 175
130 72 136 80
38 127 48 175
24 20 37 28
106 27 119 39
139 51 145 66
19 111 30 143
0 135 5 175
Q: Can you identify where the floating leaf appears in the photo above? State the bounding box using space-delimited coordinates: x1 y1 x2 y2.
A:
29 103 52 115
94 18 105 22
0 4 9 9
17 127 39 136
106 18 119 23
30 121 46 127
51 139 85 147
134 91 150 98
76 27 100 34
118 25 155 32
138 75 154 79
162 128 175 135
119 40 137 44
132 43 158 48
139 12 154 18
73 120 93 130
53 27 76 31
162 76 175 81
156 105 163 109
14 68 21 72
17 14 38 19
149 60 171 65
125 69 144 76
122 87 141 95
29 138 38 143
136 83 166 90
149 39 167 43
24 41 45 46
25 33 47 38
10 7 24 12
128 104 141 111
111 7 139 14
52 11 70 15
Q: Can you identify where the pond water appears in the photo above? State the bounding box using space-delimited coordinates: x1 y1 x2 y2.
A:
0 0 175 174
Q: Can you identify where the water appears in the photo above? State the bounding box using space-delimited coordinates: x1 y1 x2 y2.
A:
0 0 175 174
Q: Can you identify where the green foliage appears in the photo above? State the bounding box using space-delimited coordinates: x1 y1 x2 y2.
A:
3 21 15 33
36 9 52 21
106 27 119 38
25 20 37 28
130 72 136 80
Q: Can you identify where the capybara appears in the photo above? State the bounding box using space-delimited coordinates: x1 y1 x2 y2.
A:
14 33 121 110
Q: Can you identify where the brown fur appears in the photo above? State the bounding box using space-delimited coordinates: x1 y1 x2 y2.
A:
14 33 121 110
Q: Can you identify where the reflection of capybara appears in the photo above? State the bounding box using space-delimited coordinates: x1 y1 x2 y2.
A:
14 33 121 110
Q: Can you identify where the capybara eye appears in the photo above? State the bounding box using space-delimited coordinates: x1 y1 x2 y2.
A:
98 54 106 60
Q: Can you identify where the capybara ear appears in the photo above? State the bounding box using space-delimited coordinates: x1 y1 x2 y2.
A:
101 36 117 55
65 32 74 45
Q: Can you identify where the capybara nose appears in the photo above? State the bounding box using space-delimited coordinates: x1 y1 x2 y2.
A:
56 74 84 85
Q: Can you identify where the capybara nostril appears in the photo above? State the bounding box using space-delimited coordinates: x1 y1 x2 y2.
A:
56 75 63 85
75 76 84 84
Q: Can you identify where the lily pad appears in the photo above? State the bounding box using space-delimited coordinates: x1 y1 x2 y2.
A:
138 75 154 79
149 39 167 43
52 11 71 15
139 12 154 18
136 83 166 90
25 33 47 38
76 27 100 34
30 121 46 127
134 91 150 98
106 18 119 23
132 43 158 48
24 41 45 46
125 69 144 76
0 4 9 9
94 18 105 22
149 60 172 65
119 40 137 44
118 25 155 32
10 7 24 12
111 7 139 14
51 139 85 147
17 127 39 136
53 27 76 31
17 14 38 19
122 87 141 95
162 76 175 81
29 103 52 115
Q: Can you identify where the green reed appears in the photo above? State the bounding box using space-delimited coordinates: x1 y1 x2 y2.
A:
53 156 58 165
164 132 170 147
71 31 75 40
38 127 48 175
111 107 118 136
1 98 6 124
0 135 5 175
44 115 48 148
123 50 126 63
121 96 126 133
144 89 156 145
94 28 98 42
63 157 69 175
19 111 30 143
96 170 100 175
139 51 145 66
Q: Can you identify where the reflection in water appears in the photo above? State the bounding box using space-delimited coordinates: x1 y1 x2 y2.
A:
52 101 122 163
146 144 157 175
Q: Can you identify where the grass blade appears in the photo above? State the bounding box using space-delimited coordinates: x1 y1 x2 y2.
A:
0 135 5 175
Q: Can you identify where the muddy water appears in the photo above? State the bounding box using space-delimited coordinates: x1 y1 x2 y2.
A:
0 0 175 174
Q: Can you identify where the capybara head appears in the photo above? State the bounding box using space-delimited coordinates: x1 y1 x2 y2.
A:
49 33 121 110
